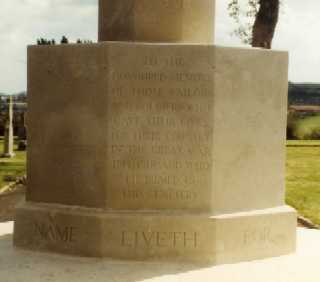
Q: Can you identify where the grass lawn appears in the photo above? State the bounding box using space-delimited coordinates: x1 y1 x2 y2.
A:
286 140 320 225
0 138 26 189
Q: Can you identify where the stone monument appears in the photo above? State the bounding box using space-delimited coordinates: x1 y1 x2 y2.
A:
14 0 296 264
2 96 15 158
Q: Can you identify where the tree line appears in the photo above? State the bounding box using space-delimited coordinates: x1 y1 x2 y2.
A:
37 36 93 45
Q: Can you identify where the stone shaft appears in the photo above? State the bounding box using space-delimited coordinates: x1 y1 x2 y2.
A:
98 0 215 43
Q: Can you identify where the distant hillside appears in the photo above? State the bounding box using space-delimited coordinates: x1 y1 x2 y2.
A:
289 83 320 106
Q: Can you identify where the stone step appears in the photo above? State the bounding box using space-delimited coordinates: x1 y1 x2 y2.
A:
14 203 296 264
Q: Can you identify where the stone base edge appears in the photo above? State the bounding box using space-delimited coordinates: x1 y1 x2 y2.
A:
13 203 296 264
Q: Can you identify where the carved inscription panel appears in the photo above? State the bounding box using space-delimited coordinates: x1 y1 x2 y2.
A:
106 44 215 210
27 44 214 210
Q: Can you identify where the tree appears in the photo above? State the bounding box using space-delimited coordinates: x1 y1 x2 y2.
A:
37 37 93 45
60 36 69 44
228 0 280 49
76 39 93 44
36 38 55 45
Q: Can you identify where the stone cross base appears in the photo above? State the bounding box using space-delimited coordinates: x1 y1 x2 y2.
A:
14 42 296 263
14 203 296 264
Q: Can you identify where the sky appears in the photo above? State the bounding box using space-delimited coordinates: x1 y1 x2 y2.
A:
0 0 319 94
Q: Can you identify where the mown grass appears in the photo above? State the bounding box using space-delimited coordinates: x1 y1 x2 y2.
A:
287 140 320 146
286 140 320 225
0 138 26 189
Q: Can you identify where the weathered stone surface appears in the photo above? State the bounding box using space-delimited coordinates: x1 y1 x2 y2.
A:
212 47 289 214
98 0 215 43
0 188 25 222
14 203 296 263
26 42 288 214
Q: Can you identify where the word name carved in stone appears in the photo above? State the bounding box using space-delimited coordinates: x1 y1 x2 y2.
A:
34 221 76 243
121 231 198 248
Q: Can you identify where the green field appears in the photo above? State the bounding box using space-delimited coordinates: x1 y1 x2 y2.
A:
0 138 26 189
0 138 319 225
286 140 320 225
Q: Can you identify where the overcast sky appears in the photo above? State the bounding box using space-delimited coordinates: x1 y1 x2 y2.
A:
0 0 319 93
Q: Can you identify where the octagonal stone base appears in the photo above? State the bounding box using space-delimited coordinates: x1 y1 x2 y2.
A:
14 203 296 264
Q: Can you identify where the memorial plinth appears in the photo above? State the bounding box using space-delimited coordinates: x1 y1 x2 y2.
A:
14 0 296 264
